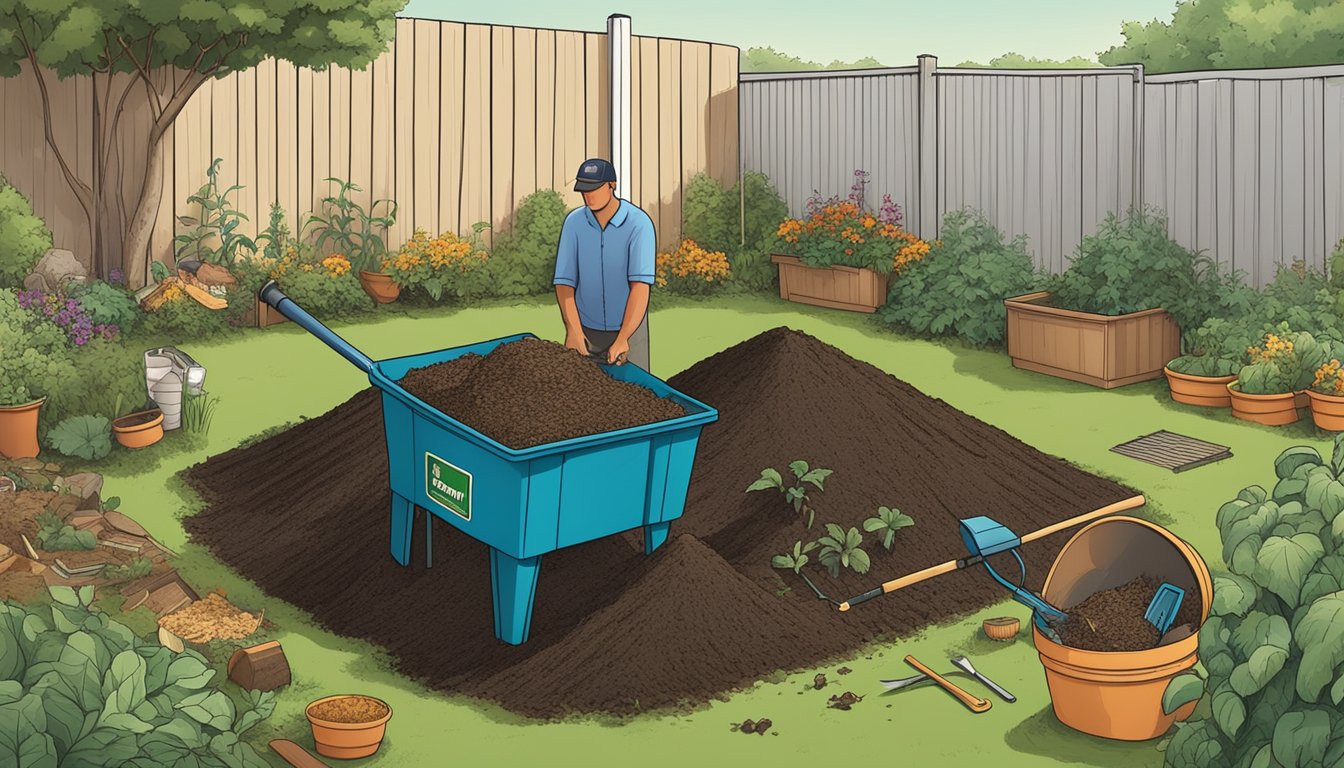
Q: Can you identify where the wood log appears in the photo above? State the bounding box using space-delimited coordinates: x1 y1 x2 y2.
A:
228 641 292 691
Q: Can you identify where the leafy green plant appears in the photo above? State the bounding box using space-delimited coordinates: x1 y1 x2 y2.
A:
0 290 77 408
273 261 372 319
136 294 236 340
73 280 140 333
174 158 257 267
301 177 397 274
149 261 172 283
816 523 870 578
102 496 121 512
746 460 833 529
862 506 915 552
771 540 819 574
1236 328 1337 396
383 225 491 301
0 176 53 288
103 557 154 583
1160 436 1344 768
34 510 97 551
881 208 1038 346
487 189 566 296
1167 317 1252 377
0 585 276 766
180 391 219 437
43 415 112 461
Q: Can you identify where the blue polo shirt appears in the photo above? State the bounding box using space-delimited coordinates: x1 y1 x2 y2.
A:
553 199 656 331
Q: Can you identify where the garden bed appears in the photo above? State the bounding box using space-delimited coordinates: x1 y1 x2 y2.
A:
182 327 1136 719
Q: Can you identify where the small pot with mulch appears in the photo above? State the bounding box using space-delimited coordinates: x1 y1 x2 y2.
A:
113 408 164 449
306 694 393 759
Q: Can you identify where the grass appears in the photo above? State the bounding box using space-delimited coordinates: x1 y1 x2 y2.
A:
78 293 1331 767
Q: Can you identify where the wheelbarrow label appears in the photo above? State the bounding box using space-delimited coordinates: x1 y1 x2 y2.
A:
425 452 472 521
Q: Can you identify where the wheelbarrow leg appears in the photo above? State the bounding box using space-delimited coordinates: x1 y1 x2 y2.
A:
389 492 414 566
643 521 672 555
489 548 541 645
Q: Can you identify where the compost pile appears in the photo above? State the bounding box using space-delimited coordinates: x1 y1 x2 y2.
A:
1055 575 1200 652
398 337 685 449
185 327 1140 719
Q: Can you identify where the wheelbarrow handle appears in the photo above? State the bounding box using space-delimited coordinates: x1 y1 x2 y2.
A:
259 280 375 374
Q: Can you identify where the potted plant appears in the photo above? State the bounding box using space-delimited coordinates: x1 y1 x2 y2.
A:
0 290 75 458
383 226 490 301
1306 358 1344 431
771 170 928 313
1163 318 1248 407
306 694 393 759
1227 330 1332 426
301 177 398 303
111 394 164 449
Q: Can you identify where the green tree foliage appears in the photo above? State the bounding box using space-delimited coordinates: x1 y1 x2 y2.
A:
0 1 405 286
740 46 885 72
957 52 1101 68
1099 0 1344 72
0 175 52 287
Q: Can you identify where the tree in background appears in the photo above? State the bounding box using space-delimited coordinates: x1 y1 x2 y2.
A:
1099 0 1344 72
0 1 404 287
741 46 886 72
957 52 1100 68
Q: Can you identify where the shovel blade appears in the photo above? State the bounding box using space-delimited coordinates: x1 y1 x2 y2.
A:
1144 583 1185 635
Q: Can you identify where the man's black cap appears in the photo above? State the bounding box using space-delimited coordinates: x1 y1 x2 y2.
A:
573 158 617 192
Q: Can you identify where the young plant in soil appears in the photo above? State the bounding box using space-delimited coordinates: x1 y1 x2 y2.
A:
862 506 915 552
816 523 870 578
34 510 96 551
747 460 833 529
771 540 818 574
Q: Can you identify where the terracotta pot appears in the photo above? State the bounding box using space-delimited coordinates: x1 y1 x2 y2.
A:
1307 388 1344 431
1162 367 1236 408
306 695 392 759
982 616 1020 641
112 409 165 449
358 270 401 304
1035 516 1212 741
1226 382 1302 426
0 398 44 458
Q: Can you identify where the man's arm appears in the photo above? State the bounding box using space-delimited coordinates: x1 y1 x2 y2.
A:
609 215 656 363
554 217 587 354
614 282 650 345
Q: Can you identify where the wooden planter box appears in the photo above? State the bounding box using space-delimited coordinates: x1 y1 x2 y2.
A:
1004 291 1181 389
256 297 289 329
771 254 888 313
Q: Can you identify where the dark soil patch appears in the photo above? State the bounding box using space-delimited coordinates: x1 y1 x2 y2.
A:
114 410 162 429
398 337 685 449
184 327 1142 719
1057 575 1200 652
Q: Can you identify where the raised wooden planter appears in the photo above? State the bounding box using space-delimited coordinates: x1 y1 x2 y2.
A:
771 254 888 313
1004 292 1181 389
256 297 289 329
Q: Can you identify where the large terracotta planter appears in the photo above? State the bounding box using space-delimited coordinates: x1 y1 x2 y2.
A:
770 254 887 313
113 409 165 449
358 270 401 304
1163 367 1236 408
1227 382 1302 426
1004 292 1181 389
306 695 392 759
0 398 44 458
1306 388 1344 431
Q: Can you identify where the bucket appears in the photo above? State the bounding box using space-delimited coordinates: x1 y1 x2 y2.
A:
1032 516 1211 741
152 372 183 430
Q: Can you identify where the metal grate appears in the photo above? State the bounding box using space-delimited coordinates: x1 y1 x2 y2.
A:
1110 431 1232 473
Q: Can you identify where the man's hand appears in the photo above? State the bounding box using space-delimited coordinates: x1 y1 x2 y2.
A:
607 336 630 365
564 327 590 357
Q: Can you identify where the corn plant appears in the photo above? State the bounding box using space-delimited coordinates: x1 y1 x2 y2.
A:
863 506 916 552
746 460 832 529
816 523 870 578
174 158 256 267
301 176 398 274
771 540 818 575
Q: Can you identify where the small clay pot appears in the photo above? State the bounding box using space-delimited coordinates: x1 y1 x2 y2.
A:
306 694 393 759
113 409 165 449
983 616 1021 641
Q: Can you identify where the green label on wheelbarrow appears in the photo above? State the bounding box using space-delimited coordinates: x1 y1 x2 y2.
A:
425 452 471 521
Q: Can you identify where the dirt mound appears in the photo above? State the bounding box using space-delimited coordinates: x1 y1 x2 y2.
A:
185 326 1139 719
399 337 685 449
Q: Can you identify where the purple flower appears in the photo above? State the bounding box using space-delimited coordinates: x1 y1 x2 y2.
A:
108 269 124 285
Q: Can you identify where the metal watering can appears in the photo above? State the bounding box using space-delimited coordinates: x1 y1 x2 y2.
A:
958 516 1186 644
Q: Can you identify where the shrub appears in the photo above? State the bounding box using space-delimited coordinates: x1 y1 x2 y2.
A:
16 288 120 346
73 279 140 334
0 290 76 408
1168 318 1253 377
0 585 276 766
44 415 113 461
274 255 371 318
681 172 789 293
384 226 490 301
136 293 235 340
0 177 52 287
1161 437 1344 768
488 189 567 296
880 209 1037 346
1235 329 1338 396
682 173 737 258
655 240 731 295
44 338 151 428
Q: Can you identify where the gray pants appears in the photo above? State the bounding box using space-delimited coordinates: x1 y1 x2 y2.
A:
583 314 650 370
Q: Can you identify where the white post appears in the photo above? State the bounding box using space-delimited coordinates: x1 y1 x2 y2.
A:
607 14 632 199
916 54 938 240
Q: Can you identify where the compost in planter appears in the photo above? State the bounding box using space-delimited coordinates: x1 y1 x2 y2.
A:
1055 575 1201 652
186 327 1138 719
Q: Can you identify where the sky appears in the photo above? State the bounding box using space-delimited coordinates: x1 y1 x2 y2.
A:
399 0 1183 65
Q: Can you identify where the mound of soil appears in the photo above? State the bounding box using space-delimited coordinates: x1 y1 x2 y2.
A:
1056 575 1201 652
185 327 1141 719
398 337 685 449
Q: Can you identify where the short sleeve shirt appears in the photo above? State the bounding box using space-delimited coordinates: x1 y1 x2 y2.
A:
552 199 656 331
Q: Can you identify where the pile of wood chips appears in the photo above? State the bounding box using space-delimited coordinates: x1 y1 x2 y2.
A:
159 591 262 644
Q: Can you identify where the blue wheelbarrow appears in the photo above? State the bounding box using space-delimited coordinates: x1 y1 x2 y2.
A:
259 282 718 644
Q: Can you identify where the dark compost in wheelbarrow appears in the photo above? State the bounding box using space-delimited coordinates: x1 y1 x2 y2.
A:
184 327 1139 719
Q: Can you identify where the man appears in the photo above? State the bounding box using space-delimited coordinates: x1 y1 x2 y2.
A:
553 158 656 370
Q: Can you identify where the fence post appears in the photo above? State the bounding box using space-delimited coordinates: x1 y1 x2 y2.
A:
916 54 938 239
1131 63 1145 216
607 14 632 199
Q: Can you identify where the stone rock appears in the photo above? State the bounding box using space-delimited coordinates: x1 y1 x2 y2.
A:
62 472 103 500
23 272 48 293
30 248 87 292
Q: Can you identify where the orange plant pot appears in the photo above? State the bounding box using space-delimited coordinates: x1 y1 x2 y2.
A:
1162 367 1236 408
0 398 44 458
306 695 393 759
1227 383 1302 426
1307 388 1344 431
982 616 1020 641
112 409 164 449
358 271 401 304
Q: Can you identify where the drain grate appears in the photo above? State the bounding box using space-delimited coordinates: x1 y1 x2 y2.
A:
1110 430 1232 473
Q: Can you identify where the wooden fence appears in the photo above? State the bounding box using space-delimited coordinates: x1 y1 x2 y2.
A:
741 58 1344 286
0 16 739 282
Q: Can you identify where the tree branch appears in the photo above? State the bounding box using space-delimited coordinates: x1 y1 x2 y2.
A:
116 32 164 116
13 20 94 218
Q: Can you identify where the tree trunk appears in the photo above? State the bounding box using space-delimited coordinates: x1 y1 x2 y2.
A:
121 132 167 290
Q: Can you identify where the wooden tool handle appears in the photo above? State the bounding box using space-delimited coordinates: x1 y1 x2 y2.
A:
904 655 991 713
1019 495 1146 545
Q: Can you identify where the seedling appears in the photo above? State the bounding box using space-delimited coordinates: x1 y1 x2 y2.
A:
746 460 833 529
862 506 916 552
103 557 153 583
101 496 121 512
771 540 819 574
816 523 870 578
34 511 97 552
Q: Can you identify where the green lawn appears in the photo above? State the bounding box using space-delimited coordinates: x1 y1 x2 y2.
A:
84 293 1328 767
